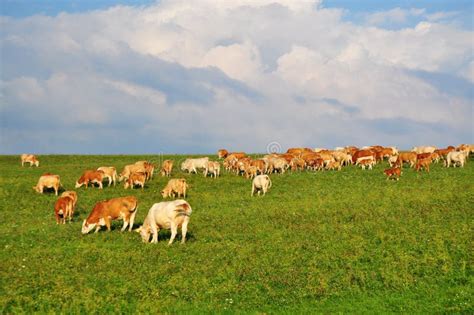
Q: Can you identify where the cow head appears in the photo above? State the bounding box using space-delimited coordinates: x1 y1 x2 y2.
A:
81 219 96 234
32 185 40 193
160 190 167 198
75 181 82 189
34 160 40 167
137 226 151 243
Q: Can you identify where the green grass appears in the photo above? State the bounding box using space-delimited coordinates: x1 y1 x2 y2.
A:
0 154 473 313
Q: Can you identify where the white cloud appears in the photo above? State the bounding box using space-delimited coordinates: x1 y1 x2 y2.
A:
1 0 472 153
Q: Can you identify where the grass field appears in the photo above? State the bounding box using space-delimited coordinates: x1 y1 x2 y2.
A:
0 154 472 313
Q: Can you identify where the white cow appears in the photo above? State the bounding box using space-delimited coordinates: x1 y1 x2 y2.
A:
181 157 209 174
138 200 192 244
204 161 220 178
251 175 272 196
446 151 468 168
412 146 437 154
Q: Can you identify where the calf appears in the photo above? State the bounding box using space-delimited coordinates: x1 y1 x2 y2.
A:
326 160 342 171
97 166 117 187
54 195 74 224
161 179 188 198
81 196 138 234
251 175 272 196
358 158 374 170
124 172 146 190
33 174 61 195
21 154 39 167
75 170 105 189
160 160 174 177
384 167 401 180
138 200 192 244
416 158 432 172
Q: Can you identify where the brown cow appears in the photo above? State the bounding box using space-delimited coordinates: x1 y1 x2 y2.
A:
352 149 375 164
33 174 61 195
161 179 188 198
160 160 174 177
397 152 417 168
415 158 432 172
81 196 138 234
60 191 78 219
54 195 74 224
124 172 146 190
75 170 105 189
384 167 401 180
217 149 229 159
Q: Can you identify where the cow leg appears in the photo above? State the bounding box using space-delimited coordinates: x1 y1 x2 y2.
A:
99 181 103 189
94 225 101 233
121 219 128 232
128 210 137 232
251 185 255 196
54 186 58 196
105 217 111 231
169 224 178 245
181 220 188 244
151 223 159 243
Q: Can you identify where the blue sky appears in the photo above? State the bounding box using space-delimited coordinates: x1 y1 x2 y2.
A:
0 0 472 154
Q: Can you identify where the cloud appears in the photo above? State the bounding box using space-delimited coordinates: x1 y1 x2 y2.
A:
1 0 472 154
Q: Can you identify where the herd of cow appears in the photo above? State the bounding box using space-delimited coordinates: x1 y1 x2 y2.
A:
21 143 472 243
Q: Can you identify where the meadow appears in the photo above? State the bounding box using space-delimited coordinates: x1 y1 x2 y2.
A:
0 154 472 313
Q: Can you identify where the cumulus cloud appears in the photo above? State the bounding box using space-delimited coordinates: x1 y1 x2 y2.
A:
0 0 472 154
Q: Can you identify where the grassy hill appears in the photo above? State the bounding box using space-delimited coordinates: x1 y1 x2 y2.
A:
0 154 472 313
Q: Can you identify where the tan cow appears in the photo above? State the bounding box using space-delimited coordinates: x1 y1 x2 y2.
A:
397 152 417 168
160 160 174 177
21 154 39 167
181 157 209 174
244 165 258 179
415 158 432 173
97 167 117 187
384 167 402 180
161 179 188 198
81 196 138 234
54 195 74 224
124 172 146 190
446 151 469 168
358 158 375 170
412 146 436 154
33 174 61 195
119 163 146 181
204 161 220 178
138 200 192 244
60 191 78 219
289 157 306 171
326 160 342 171
75 170 105 189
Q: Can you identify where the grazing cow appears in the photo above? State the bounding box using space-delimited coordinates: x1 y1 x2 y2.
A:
251 175 272 196
332 151 352 166
388 155 399 167
60 191 78 219
143 162 155 181
412 146 436 154
160 160 174 177
384 167 401 180
204 161 220 178
119 163 146 181
416 158 432 172
21 154 39 167
266 157 288 174
97 166 117 187
75 170 105 189
54 195 74 224
181 157 209 174
358 158 375 170
33 174 61 195
161 179 188 198
446 151 468 168
81 196 138 234
124 172 146 190
352 150 375 164
356 155 375 166
289 157 305 171
245 165 258 179
326 160 342 171
397 152 417 168
251 159 266 174
217 149 229 159
306 158 324 171
138 200 192 244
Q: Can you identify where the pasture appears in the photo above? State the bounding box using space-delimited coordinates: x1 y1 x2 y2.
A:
0 154 472 313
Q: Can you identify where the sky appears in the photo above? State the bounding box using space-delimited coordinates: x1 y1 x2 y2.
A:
0 0 473 154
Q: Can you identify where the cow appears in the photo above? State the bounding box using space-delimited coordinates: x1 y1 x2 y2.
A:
75 170 105 189
21 154 39 167
306 158 324 171
119 163 146 181
81 196 138 234
416 153 433 161
54 195 74 224
251 159 266 174
217 149 229 159
160 160 174 177
457 144 474 155
434 147 455 162
412 146 436 154
415 158 432 173
161 179 188 198
137 200 192 244
244 165 258 179
97 167 117 187
289 157 305 171
144 162 155 181
181 157 209 174
355 155 375 166
384 167 401 180
204 161 220 178
265 157 288 174
358 158 375 170
124 172 146 190
251 175 272 196
397 152 417 168
352 149 375 164
33 174 61 195
228 152 246 159
446 151 468 168
326 160 342 171
332 151 352 166
60 191 78 217
388 155 399 167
